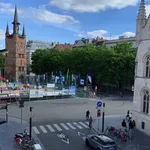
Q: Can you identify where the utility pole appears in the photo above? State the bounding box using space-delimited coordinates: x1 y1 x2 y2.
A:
29 107 33 139
102 103 105 132
6 103 8 123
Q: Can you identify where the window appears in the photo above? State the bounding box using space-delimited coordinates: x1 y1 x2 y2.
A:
141 121 145 129
20 47 22 54
19 67 21 71
20 60 22 66
145 56 150 77
22 67 24 71
142 90 149 114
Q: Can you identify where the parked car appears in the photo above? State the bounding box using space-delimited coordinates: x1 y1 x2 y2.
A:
85 134 117 150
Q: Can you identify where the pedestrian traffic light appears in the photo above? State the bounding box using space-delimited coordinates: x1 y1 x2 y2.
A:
19 100 24 108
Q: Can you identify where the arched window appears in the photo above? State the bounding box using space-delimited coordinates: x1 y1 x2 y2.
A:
142 90 149 114
145 56 150 77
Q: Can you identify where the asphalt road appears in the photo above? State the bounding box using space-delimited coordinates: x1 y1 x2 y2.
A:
34 119 93 150
0 97 132 150
32 116 125 150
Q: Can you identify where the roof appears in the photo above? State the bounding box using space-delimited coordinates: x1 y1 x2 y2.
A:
97 135 114 143
0 49 7 52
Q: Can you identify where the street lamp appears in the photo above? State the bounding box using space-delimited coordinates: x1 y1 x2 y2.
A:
102 102 105 132
29 107 33 139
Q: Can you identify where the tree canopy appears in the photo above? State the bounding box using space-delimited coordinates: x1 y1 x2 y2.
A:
31 42 136 88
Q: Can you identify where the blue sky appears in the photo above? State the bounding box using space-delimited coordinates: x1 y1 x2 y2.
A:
0 0 150 48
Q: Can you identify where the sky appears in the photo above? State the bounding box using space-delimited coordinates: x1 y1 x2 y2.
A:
0 0 150 48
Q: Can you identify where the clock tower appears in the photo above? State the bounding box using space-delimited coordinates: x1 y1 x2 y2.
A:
4 6 27 82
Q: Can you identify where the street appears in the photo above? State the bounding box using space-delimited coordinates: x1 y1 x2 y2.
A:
0 97 134 150
32 117 124 150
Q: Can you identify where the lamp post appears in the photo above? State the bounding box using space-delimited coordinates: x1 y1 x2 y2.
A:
102 103 105 132
29 107 33 139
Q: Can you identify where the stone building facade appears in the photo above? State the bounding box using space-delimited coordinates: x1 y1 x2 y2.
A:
4 6 26 82
133 0 150 135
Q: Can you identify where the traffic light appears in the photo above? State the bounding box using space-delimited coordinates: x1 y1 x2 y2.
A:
19 100 24 108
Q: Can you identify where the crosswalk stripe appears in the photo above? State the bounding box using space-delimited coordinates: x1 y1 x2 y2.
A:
39 125 48 133
85 121 88 125
32 126 40 134
53 124 62 131
60 123 69 130
46 125 55 132
67 123 76 129
73 122 83 129
79 122 88 128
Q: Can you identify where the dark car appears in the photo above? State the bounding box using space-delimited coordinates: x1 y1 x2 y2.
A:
85 134 117 150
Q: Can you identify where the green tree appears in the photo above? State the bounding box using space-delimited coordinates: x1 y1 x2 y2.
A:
31 42 136 89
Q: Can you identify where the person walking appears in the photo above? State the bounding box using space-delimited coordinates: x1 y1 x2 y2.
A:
89 116 93 130
86 110 90 120
126 110 130 121
129 119 133 139
121 119 127 131
129 113 132 120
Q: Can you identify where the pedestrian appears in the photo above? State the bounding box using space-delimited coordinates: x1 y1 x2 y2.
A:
126 110 130 121
129 113 132 120
121 119 127 131
86 110 90 120
89 116 93 130
129 120 133 139
132 120 136 129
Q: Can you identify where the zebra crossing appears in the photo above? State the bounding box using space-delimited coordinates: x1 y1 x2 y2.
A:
33 121 89 134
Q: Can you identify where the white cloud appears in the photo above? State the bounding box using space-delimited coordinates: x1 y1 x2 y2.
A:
86 30 108 38
75 30 135 40
0 2 14 14
49 0 138 12
122 32 135 38
0 2 79 29
28 8 79 24
0 29 5 41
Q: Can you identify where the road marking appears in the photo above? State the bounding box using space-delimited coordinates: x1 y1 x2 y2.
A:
39 125 48 133
53 124 62 131
32 126 40 134
85 121 88 125
78 132 86 136
79 122 88 128
66 123 76 129
46 125 55 132
73 122 83 129
60 123 69 130
62 138 69 144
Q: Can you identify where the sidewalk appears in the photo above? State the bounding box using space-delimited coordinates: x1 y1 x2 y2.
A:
0 116 45 150
92 115 150 150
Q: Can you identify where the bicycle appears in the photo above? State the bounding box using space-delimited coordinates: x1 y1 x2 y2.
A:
104 126 115 136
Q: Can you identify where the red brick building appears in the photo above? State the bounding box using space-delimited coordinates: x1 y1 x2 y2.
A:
55 43 73 50
4 7 26 82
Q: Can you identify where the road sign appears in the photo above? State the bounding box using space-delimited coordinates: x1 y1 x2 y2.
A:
97 101 102 108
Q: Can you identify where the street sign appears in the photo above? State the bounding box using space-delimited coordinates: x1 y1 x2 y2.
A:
97 101 102 108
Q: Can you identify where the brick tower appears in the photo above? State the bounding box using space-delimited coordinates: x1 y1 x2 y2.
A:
4 6 26 82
